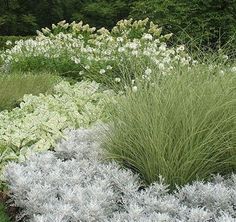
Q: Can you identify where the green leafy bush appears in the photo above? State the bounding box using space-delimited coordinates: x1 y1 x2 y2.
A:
0 0 131 35
103 64 236 189
0 72 59 111
130 0 236 50
72 0 132 29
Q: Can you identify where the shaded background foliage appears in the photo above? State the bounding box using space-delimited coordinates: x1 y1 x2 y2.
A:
0 0 236 49
130 0 236 49
0 0 133 35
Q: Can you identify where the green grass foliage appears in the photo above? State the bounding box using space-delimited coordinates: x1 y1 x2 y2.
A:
0 72 59 111
103 64 236 189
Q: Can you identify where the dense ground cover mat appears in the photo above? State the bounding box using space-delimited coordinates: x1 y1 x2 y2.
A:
103 65 236 189
4 125 236 222
0 72 59 111
0 80 114 175
0 19 192 85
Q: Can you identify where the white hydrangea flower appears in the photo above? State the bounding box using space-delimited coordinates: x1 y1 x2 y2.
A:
159 63 165 70
114 78 121 83
145 67 152 75
6 40 12 46
159 44 167 51
129 42 138 49
231 66 236 72
117 37 124 42
132 86 138 92
131 50 138 56
219 70 225 76
176 45 185 52
142 33 153 41
106 65 113 70
118 47 125 52
222 55 229 60
99 69 106 74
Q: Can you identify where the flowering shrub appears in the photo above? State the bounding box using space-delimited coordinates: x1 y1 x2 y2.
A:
5 125 236 222
0 19 193 85
0 81 114 173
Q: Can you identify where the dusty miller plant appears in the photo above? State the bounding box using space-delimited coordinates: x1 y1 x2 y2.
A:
4 124 236 222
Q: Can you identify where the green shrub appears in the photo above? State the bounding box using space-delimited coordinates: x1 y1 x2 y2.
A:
103 64 236 189
72 0 132 29
0 72 59 111
0 0 132 36
130 0 236 50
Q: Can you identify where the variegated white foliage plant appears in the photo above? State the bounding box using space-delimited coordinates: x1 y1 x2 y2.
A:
0 81 114 172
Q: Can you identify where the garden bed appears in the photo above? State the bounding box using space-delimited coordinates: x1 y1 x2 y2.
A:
0 19 235 221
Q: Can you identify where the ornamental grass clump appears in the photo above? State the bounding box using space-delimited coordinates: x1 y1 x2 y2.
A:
0 72 59 111
103 64 236 189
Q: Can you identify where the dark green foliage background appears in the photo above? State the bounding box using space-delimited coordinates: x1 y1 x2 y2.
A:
0 0 236 49
130 0 236 49
0 0 133 35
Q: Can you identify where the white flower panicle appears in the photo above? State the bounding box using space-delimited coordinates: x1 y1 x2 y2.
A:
0 19 194 81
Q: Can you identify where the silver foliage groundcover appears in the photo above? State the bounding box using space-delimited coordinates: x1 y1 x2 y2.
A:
4 125 236 222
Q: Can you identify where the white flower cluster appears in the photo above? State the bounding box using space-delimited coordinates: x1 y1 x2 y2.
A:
0 81 114 171
0 19 193 82
5 125 236 222
1 33 83 66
